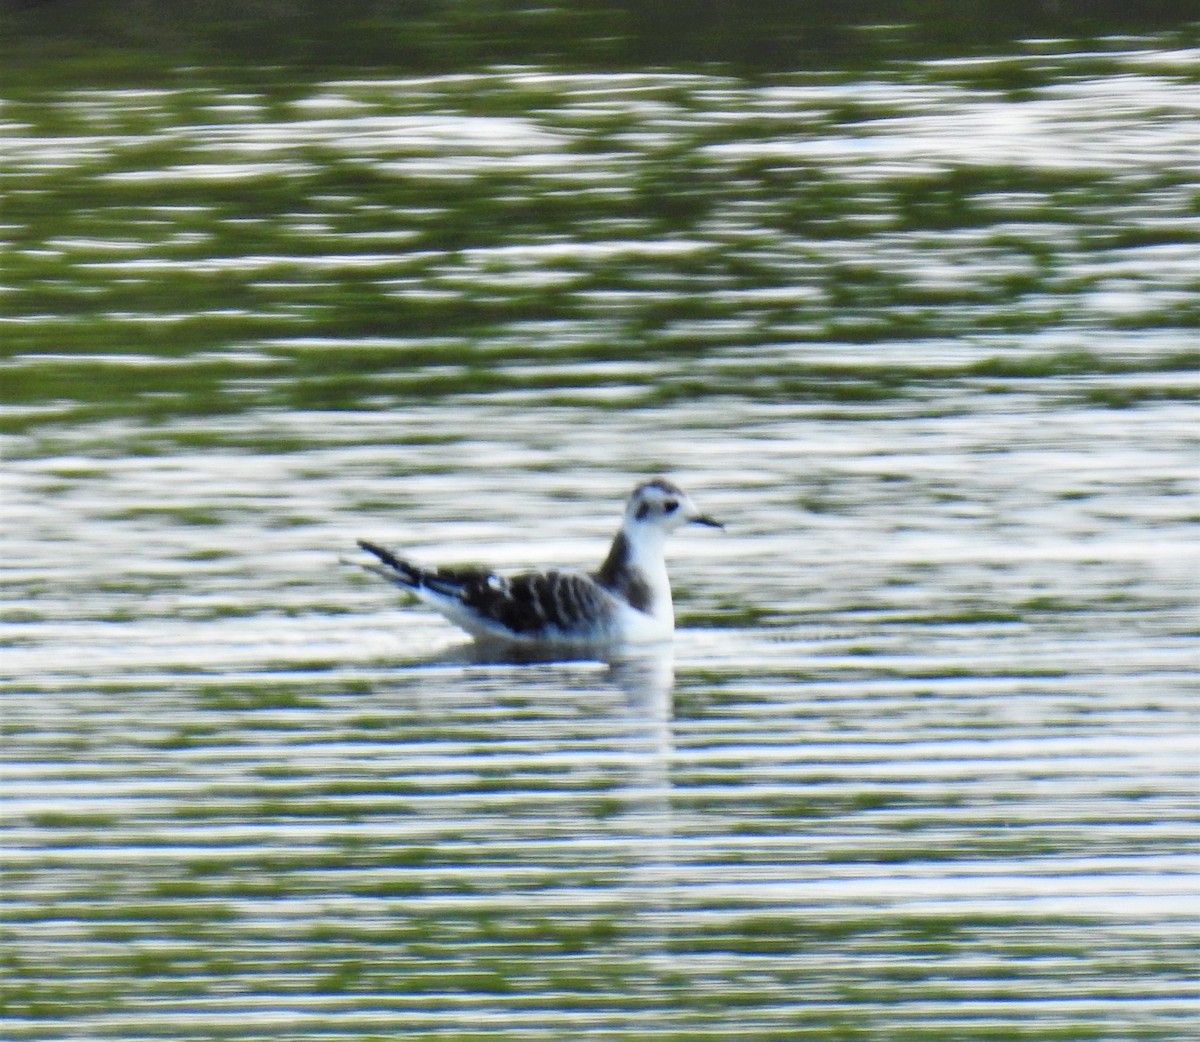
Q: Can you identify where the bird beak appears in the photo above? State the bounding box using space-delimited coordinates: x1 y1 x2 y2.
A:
690 514 724 529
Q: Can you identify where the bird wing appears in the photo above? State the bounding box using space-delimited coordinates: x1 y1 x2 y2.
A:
357 541 614 638
456 569 614 637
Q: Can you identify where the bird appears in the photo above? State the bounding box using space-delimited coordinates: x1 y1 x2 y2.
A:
355 478 721 647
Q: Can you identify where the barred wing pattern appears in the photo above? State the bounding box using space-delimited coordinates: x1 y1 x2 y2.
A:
357 540 616 640
456 569 615 637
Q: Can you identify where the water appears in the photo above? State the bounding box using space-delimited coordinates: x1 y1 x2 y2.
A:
2 38 1199 1041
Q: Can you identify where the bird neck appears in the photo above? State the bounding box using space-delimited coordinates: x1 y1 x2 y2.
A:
596 524 672 622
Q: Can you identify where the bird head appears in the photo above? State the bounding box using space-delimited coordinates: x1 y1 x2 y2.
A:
624 478 722 536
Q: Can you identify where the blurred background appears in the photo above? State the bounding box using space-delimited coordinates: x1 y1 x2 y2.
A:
2 2 1198 1040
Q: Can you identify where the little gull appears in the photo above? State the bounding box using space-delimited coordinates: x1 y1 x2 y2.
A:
356 478 721 646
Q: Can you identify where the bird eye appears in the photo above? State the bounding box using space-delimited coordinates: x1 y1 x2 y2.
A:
663 498 679 513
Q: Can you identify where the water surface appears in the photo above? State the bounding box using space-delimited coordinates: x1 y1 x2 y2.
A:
2 39 1199 1041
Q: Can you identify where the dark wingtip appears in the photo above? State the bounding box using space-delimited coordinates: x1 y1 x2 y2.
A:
356 539 427 588
357 539 408 571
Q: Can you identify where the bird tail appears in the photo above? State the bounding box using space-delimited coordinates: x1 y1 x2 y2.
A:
356 539 426 588
355 540 469 598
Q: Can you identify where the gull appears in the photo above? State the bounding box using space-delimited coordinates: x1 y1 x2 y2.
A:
356 478 721 646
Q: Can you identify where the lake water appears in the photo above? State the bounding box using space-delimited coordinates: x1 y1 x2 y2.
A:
2 36 1199 1041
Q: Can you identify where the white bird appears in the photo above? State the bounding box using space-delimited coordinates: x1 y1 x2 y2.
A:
356 478 721 646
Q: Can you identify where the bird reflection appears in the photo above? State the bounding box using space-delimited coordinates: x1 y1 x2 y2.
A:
606 645 677 998
425 638 680 998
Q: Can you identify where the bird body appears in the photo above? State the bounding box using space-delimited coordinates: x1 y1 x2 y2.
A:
357 478 720 647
